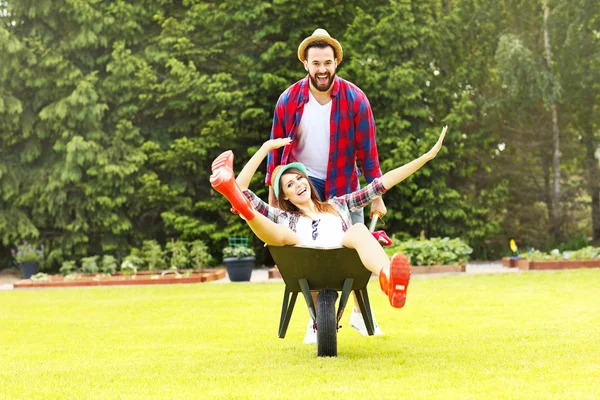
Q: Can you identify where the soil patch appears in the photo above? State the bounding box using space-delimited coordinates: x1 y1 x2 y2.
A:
13 269 226 289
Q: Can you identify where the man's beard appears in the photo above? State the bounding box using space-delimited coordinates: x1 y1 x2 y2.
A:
309 71 335 92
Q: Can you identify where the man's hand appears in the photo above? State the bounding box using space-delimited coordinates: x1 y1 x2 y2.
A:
370 196 387 219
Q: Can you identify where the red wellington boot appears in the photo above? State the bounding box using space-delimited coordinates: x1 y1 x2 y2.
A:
210 150 255 221
379 253 411 308
371 230 392 246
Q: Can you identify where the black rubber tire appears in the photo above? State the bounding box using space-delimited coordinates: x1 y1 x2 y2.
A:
316 288 338 357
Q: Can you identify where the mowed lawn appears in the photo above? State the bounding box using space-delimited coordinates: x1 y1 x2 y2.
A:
1 269 598 399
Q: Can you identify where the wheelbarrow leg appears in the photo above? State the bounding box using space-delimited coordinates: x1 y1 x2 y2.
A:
336 278 354 324
278 286 298 338
353 288 375 336
298 278 317 322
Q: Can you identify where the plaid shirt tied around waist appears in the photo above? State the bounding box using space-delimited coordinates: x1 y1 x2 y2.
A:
266 75 382 198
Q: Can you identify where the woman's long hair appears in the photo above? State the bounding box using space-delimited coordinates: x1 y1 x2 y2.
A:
276 168 338 216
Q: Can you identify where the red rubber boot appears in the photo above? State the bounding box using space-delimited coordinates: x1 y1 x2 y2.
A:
210 150 255 221
379 253 411 308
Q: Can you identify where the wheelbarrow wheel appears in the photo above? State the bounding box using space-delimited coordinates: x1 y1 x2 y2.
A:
316 288 338 357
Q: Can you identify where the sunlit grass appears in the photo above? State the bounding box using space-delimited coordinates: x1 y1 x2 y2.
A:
1 269 598 399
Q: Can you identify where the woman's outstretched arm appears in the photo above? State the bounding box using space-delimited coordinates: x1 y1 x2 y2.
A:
380 126 447 190
236 138 292 190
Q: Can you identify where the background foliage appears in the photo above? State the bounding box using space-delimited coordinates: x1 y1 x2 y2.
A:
1 0 599 268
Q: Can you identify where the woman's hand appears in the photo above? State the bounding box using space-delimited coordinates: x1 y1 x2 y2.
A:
262 138 292 152
426 125 447 160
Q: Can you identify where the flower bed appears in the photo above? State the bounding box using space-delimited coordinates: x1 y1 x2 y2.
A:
383 237 472 274
514 246 600 271
516 259 600 271
411 264 466 274
13 268 225 289
268 263 465 280
501 257 519 268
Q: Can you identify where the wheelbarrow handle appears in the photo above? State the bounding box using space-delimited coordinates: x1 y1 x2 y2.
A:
369 212 381 233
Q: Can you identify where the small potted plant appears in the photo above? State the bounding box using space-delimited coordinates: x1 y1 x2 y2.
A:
12 241 44 279
222 246 255 282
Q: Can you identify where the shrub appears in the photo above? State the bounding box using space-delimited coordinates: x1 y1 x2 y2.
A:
60 260 77 276
141 240 166 271
386 237 473 266
567 246 600 260
167 240 189 269
520 249 563 261
556 234 589 252
30 272 50 281
121 255 143 269
121 255 143 276
81 256 99 275
518 246 600 261
190 240 213 270
101 255 118 274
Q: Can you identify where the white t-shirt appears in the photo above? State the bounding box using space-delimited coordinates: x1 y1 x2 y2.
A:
295 212 344 248
291 90 332 180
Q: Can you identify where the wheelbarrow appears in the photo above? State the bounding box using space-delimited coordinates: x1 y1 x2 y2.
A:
268 215 391 357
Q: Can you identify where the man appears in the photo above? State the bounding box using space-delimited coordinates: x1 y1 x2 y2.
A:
266 29 387 343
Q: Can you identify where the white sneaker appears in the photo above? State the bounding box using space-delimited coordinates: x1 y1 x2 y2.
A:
303 318 317 344
349 309 384 336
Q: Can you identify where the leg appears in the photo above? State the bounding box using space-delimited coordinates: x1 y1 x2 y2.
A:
341 223 389 274
210 151 255 220
210 150 300 246
341 224 411 308
247 212 301 246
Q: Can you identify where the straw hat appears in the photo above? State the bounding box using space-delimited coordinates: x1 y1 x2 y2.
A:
297 28 343 64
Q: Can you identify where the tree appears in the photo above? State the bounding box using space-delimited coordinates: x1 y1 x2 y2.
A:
342 0 509 257
551 0 600 242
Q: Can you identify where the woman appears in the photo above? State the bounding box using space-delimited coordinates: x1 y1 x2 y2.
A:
210 126 447 308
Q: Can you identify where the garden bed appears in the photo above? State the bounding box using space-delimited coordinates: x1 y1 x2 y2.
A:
516 259 600 271
268 264 465 279
501 257 519 268
411 264 466 274
13 268 226 289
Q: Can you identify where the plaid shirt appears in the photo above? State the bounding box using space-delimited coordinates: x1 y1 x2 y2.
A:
244 178 387 233
266 75 382 198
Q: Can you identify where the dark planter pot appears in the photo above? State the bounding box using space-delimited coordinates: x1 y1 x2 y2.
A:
20 262 39 279
223 257 255 282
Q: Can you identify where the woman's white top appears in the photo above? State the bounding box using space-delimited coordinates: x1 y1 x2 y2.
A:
294 212 344 247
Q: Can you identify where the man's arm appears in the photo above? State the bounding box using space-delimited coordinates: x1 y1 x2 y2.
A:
354 95 382 184
265 96 287 189
354 94 386 217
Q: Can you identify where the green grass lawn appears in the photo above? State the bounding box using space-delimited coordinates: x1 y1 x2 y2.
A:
1 269 599 399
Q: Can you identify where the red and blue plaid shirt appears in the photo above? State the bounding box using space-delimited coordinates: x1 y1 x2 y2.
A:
266 75 382 198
